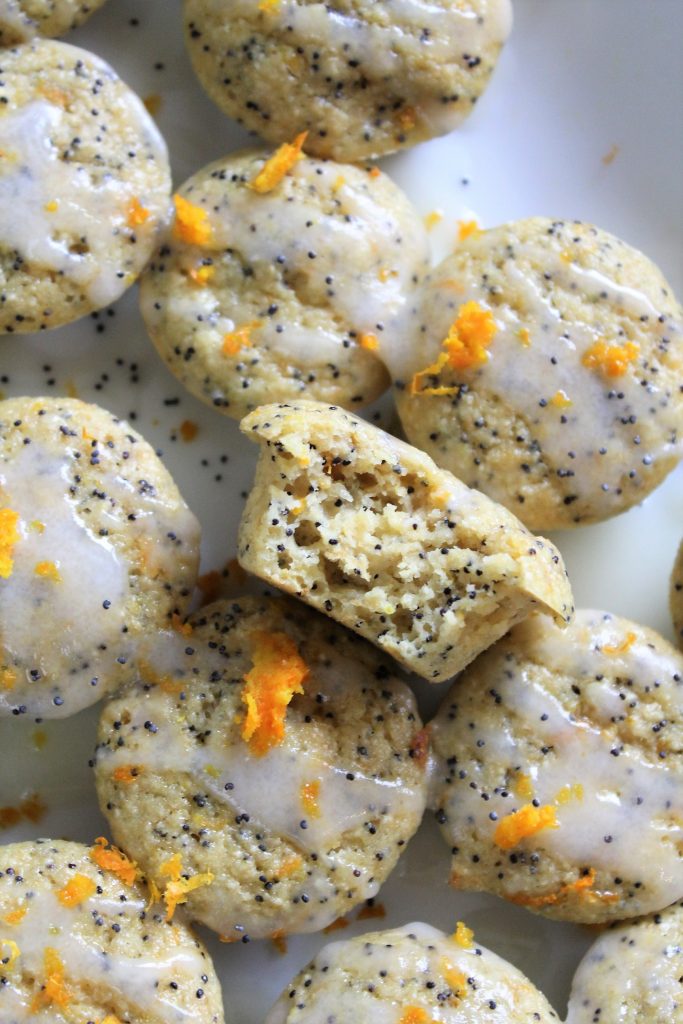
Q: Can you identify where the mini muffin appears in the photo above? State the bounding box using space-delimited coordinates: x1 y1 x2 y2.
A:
0 397 200 718
139 148 429 418
0 1 108 44
671 539 683 649
391 218 683 531
93 596 429 941
0 39 171 334
237 400 573 683
0 838 224 1022
265 921 559 1023
429 610 683 923
183 0 512 161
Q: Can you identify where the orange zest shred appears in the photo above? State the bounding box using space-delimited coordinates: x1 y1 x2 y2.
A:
3 906 27 925
300 780 321 818
411 301 497 396
57 874 96 908
240 631 308 756
514 772 533 799
322 916 349 934
440 957 468 1000
517 327 531 347
356 901 386 921
493 803 559 850
188 264 214 286
34 561 62 583
582 339 639 378
457 219 481 242
249 132 308 193
222 320 262 356
101 1016 123 1024
1 668 17 691
359 332 379 351
276 854 303 879
112 764 144 785
159 854 214 921
30 947 70 1011
258 0 281 13
398 106 416 131
511 869 601 909
172 194 213 246
452 920 474 949
126 197 150 228
555 783 584 804
550 389 572 408
399 1008 437 1024
90 837 140 886
424 209 443 231
0 508 20 579
171 612 193 636
0 939 20 967
603 631 637 656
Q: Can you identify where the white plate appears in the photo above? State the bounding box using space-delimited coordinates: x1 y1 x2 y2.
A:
1 0 682 1019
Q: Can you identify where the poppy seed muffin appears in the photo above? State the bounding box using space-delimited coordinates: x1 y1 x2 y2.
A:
0 39 171 334
671 539 683 650
0 1 108 45
183 0 512 161
93 596 429 941
237 400 573 683
0 838 224 1023
139 148 429 418
0 396 200 718
392 218 683 531
265 921 560 1023
429 609 683 923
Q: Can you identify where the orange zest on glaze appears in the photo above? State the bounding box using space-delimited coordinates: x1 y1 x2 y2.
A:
249 132 308 193
457 219 481 242
399 1008 437 1024
550 389 572 408
602 631 637 656
0 508 20 579
112 764 144 785
126 197 150 228
57 874 97 907
3 906 27 925
359 332 379 351
493 803 559 850
0 939 20 968
171 612 193 636
159 853 214 921
514 772 533 799
90 837 140 886
187 264 214 286
222 320 262 357
44 199 59 213
424 210 443 231
276 855 303 878
440 957 468 1000
34 561 62 582
517 327 531 347
30 947 70 1011
1 668 17 691
172 194 213 246
555 783 584 805
582 339 639 377
452 920 474 949
240 631 308 755
411 301 497 396
300 780 321 819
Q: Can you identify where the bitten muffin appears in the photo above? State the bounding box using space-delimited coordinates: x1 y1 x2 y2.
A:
429 609 683 923
139 148 429 418
0 838 224 1023
93 596 429 941
391 218 683 531
183 0 512 161
671 539 683 649
237 400 573 683
566 899 683 1023
0 396 200 718
0 1 108 44
0 39 171 334
265 921 559 1023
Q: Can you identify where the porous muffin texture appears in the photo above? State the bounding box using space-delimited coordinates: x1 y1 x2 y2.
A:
429 610 683 923
237 401 573 683
183 0 512 161
94 596 428 941
0 838 224 1023
671 539 683 650
139 148 429 418
0 39 171 334
392 218 683 531
566 899 683 1024
0 396 200 718
265 921 559 1023
0 0 108 44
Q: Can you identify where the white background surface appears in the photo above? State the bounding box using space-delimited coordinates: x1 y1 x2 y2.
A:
0 0 682 1019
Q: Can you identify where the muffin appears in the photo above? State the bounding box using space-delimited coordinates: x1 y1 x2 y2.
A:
265 921 559 1022
671 539 683 649
0 838 224 1022
392 218 683 531
0 39 171 334
183 0 513 161
139 148 429 418
237 400 573 683
566 899 683 1023
93 596 429 941
429 609 683 922
0 396 200 718
0 1 108 44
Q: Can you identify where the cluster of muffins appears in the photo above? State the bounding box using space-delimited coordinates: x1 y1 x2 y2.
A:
0 1 682 1022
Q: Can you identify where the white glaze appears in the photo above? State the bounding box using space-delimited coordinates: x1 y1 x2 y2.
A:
432 611 683 912
0 888 206 1021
